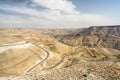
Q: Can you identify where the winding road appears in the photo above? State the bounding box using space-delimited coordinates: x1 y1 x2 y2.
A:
0 41 65 75
46 55 65 70
24 45 50 74
24 44 66 74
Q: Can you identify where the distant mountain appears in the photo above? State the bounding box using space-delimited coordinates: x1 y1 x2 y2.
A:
55 26 120 50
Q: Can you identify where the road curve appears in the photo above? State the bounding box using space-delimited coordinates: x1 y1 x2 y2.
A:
24 44 66 75
46 55 65 70
24 45 49 74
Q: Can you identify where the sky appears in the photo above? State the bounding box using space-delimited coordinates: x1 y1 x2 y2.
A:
0 0 120 28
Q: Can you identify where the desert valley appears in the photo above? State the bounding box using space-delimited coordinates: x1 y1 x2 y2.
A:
0 26 119 80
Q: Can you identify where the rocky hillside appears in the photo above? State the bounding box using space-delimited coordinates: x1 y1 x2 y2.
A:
55 26 120 50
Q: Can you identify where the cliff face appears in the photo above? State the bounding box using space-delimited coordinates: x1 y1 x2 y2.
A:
56 26 120 50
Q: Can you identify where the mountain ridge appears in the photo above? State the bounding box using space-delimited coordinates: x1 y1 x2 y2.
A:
55 26 120 50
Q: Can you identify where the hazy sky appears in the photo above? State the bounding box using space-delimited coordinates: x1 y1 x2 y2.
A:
0 0 119 28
